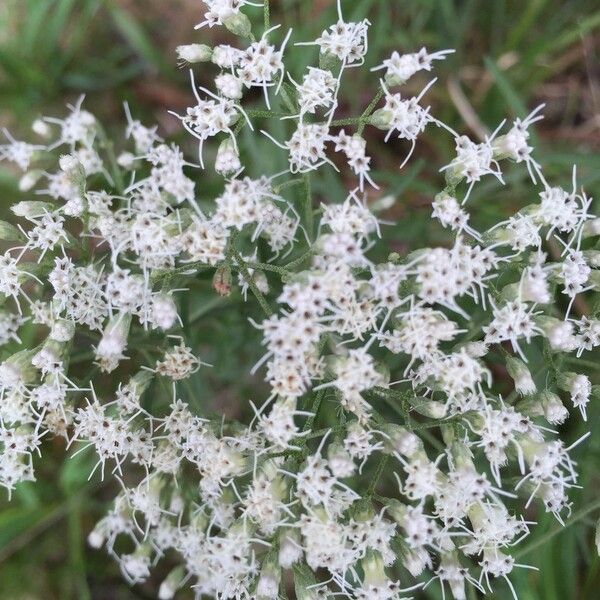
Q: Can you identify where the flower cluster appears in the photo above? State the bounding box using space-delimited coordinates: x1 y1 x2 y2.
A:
0 1 598 599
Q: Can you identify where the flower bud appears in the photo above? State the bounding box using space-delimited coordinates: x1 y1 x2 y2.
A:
360 550 395 593
32 339 66 375
120 543 151 584
535 315 578 352
439 552 467 600
0 349 38 389
87 521 107 549
59 154 80 173
150 293 178 330
444 161 466 186
224 13 252 38
385 497 408 524
370 194 396 211
215 72 244 100
539 390 568 425
50 319 76 342
369 108 394 130
506 356 536 396
31 118 52 138
58 154 86 190
382 423 423 459
256 556 280 599
18 170 44 192
582 250 600 268
278 529 302 568
327 442 355 478
491 134 514 161
123 369 154 401
463 341 488 358
215 138 242 175
176 43 212 64
588 270 600 291
408 396 447 419
96 313 131 373
158 566 185 600
117 151 136 169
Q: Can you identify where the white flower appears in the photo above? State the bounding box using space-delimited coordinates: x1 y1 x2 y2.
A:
372 47 454 85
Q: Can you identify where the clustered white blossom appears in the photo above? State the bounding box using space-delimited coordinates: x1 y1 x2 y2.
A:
0 1 598 599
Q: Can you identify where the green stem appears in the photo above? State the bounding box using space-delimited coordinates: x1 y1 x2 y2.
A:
263 0 270 30
358 88 384 135
329 117 362 127
303 173 314 241
243 260 292 278
366 454 390 498
301 389 326 434
245 109 287 119
68 496 91 600
274 177 304 194
564 356 598 370
231 249 273 316
284 247 315 270
96 124 124 194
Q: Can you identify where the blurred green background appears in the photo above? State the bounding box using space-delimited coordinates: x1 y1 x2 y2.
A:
0 0 599 598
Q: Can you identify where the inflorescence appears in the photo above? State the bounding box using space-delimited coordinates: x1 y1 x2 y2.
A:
0 1 599 598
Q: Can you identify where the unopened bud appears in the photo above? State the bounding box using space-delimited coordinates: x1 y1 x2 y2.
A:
506 356 536 396
215 138 241 175
18 170 44 192
117 151 136 169
369 108 394 130
224 13 252 38
96 314 131 373
31 119 52 138
176 43 212 64
278 529 302 568
540 390 568 425
256 557 280 599
158 566 185 600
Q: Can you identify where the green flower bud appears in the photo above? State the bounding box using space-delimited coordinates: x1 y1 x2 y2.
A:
408 396 447 419
176 43 212 64
18 170 44 191
256 554 281 599
506 356 536 396
538 390 568 425
369 108 394 130
361 550 390 589
159 566 185 600
32 118 52 138
224 12 252 38
0 349 38 389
